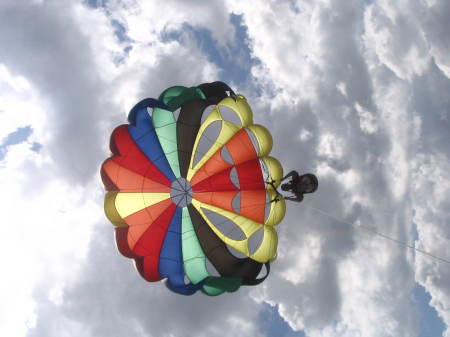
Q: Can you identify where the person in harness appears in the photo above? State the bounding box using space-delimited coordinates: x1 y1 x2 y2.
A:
269 171 318 202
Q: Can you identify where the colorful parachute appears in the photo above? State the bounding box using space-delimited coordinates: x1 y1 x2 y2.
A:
101 81 286 296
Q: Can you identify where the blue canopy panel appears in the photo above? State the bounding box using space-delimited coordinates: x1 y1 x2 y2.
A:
159 207 202 295
127 99 176 182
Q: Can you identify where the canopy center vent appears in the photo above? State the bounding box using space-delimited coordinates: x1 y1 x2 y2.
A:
170 177 193 208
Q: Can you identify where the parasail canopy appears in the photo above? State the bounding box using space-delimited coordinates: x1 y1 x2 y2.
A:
101 81 286 296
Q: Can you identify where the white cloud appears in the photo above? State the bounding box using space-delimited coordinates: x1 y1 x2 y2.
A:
318 133 345 160
0 0 449 337
0 65 46 145
0 141 100 337
0 1 262 337
412 153 450 336
354 102 378 134
230 0 450 336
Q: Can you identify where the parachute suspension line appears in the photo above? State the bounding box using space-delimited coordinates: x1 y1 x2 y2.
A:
262 159 281 203
303 204 450 265
264 179 282 203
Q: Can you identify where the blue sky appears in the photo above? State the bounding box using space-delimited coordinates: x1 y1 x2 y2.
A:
0 126 42 160
1 1 449 337
414 285 446 337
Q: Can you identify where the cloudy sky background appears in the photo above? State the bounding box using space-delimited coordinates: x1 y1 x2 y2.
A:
1 0 449 336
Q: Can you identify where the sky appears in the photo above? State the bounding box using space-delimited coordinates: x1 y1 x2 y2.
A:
0 0 449 336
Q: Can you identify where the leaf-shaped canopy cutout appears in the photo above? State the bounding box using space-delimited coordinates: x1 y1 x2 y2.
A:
192 120 222 167
248 227 264 256
221 146 234 165
232 192 241 214
245 128 260 155
201 105 216 124
229 166 240 189
227 244 249 259
205 258 221 277
202 208 246 241
219 105 243 126
264 192 272 223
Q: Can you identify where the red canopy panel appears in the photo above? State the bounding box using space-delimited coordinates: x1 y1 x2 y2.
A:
105 125 172 188
190 128 258 186
101 160 170 193
114 198 177 281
